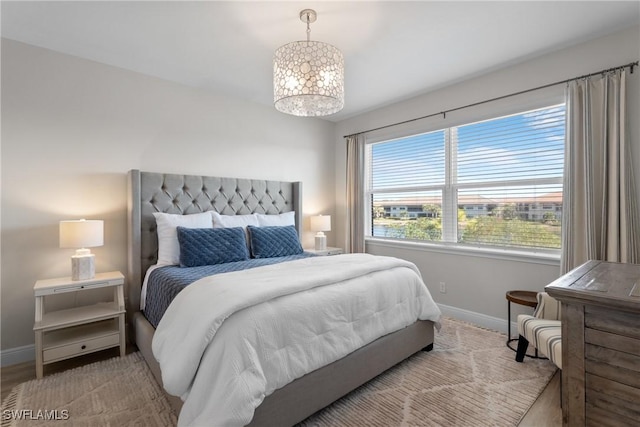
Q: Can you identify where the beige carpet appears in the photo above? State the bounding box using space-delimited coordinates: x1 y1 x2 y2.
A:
299 317 557 426
2 317 556 426
1 352 177 427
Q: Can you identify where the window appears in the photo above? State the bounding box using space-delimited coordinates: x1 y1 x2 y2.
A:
367 104 565 252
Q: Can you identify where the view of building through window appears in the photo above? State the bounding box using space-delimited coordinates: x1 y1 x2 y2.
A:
367 104 566 251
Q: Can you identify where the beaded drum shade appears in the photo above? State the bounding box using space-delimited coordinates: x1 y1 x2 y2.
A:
273 9 344 117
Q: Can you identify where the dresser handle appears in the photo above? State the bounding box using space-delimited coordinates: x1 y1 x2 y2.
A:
81 345 87 350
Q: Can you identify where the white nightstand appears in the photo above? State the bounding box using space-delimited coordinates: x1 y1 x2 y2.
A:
33 271 125 378
305 247 344 256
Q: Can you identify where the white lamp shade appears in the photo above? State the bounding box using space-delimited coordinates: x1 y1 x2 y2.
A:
310 215 331 232
60 219 104 249
273 40 344 117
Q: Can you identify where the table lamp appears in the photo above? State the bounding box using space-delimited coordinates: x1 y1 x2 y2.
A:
310 215 331 251
60 219 104 281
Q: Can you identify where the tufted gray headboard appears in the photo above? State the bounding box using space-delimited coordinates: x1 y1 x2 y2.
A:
127 169 302 314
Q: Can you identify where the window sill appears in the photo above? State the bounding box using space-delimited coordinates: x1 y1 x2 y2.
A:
365 238 561 266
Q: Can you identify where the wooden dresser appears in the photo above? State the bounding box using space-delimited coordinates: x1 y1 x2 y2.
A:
546 260 640 427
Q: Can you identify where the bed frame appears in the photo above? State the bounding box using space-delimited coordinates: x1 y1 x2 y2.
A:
127 169 435 426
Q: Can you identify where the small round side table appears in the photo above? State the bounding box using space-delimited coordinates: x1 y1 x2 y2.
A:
505 290 541 358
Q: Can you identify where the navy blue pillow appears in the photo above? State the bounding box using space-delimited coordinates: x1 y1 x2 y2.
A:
177 227 249 267
247 225 303 258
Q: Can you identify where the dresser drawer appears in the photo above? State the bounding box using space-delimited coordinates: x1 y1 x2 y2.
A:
43 332 120 363
585 306 640 340
586 373 640 425
585 343 640 389
585 328 640 357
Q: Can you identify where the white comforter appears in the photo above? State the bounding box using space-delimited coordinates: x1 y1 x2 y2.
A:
153 254 441 427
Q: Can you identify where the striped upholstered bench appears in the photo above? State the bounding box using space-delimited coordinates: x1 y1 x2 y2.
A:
514 292 562 369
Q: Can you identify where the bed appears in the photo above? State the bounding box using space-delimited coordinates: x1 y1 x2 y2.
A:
127 169 439 426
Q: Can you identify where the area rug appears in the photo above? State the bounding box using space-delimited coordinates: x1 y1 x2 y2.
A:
2 317 556 426
299 317 557 426
1 352 176 427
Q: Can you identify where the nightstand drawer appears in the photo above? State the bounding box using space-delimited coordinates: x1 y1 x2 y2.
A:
43 332 120 363
305 247 344 256
323 248 343 255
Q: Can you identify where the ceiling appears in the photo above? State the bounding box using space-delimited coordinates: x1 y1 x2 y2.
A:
2 1 639 122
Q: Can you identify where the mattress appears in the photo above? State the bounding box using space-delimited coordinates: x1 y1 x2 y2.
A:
143 253 315 328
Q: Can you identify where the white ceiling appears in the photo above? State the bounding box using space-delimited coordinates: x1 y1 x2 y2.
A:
2 1 639 121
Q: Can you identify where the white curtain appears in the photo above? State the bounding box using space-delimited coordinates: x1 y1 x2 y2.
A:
561 70 639 273
346 134 366 253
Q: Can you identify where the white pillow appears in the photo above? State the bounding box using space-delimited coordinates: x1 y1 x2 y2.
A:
212 212 259 229
212 212 260 250
256 211 295 227
153 211 213 265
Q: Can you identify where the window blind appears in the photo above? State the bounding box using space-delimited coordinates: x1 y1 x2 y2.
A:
457 106 565 184
370 130 445 190
367 104 566 251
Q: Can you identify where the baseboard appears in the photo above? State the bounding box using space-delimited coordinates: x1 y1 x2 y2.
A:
1 344 35 367
438 303 516 335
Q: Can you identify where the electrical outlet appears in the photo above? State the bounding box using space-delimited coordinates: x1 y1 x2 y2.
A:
439 282 446 293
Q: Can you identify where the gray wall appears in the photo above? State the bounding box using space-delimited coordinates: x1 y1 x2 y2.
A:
335 26 640 329
2 25 639 362
1 39 337 359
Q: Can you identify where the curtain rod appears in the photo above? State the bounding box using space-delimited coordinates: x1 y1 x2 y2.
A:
343 60 638 139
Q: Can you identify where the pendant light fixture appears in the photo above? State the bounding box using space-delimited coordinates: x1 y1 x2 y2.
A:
273 9 344 117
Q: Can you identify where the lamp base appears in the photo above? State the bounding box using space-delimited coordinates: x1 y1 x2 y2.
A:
314 234 327 251
71 254 95 281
